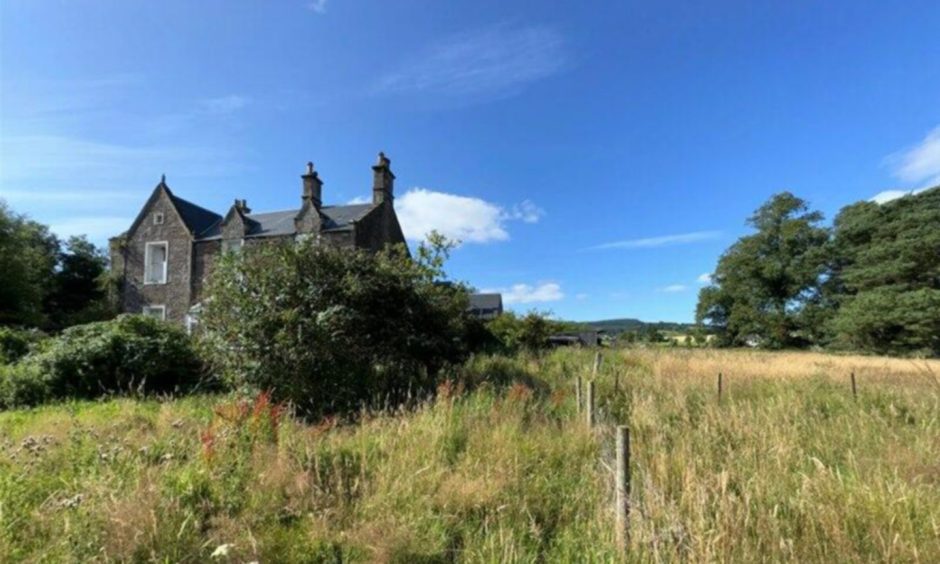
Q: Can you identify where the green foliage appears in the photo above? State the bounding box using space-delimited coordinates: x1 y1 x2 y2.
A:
0 200 59 327
0 315 205 408
828 188 940 355
199 236 473 417
45 236 113 328
485 310 567 352
0 326 47 365
0 201 114 330
697 192 830 348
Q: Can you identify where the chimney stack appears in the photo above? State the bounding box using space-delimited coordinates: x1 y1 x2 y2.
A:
234 198 251 214
372 152 395 205
302 161 322 208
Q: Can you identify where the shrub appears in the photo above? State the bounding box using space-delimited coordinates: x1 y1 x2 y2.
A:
0 362 51 408
485 311 570 352
0 326 47 364
199 237 473 417
10 314 206 405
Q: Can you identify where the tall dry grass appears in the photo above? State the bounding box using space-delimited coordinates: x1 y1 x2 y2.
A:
0 347 937 562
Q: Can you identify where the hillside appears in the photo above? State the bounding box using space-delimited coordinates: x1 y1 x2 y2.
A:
582 317 697 334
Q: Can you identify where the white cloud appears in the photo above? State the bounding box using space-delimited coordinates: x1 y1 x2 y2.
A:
201 95 249 115
575 293 589 301
396 187 541 243
346 196 371 205
697 273 712 284
890 125 940 188
376 23 568 103
659 284 688 293
869 187 930 205
483 282 563 304
307 0 328 13
509 200 545 223
588 230 721 251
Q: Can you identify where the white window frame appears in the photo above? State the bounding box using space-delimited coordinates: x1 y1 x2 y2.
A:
142 305 166 321
144 241 169 285
153 212 165 225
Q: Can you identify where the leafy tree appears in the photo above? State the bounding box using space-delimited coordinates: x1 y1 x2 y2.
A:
46 236 111 328
0 201 59 326
199 235 473 417
486 311 555 352
696 192 830 348
828 187 940 355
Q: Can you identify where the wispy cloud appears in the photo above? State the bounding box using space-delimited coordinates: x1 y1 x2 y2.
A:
588 230 721 251
697 273 712 284
889 125 940 188
48 216 134 242
307 0 328 14
874 125 940 203
483 282 563 304
659 284 688 293
376 22 568 104
396 187 542 243
201 95 249 115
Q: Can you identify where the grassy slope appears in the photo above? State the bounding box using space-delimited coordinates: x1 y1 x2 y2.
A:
1 349 938 562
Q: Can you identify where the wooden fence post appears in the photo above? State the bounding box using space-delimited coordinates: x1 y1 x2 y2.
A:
576 376 583 414
586 380 595 428
851 372 857 400
615 425 631 553
718 372 723 403
593 351 602 378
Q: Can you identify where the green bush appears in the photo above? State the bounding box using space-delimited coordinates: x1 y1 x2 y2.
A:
199 238 473 417
1 315 206 408
0 326 47 364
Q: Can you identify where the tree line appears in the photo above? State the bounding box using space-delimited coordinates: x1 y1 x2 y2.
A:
0 201 113 330
696 187 940 356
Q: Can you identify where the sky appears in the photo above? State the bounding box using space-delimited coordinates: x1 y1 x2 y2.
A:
1 1 939 322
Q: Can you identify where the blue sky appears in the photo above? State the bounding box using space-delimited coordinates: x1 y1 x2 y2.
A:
2 1 939 322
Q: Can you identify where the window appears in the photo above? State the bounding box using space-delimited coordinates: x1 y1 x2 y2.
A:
144 241 168 284
142 305 166 321
222 239 243 254
153 212 165 225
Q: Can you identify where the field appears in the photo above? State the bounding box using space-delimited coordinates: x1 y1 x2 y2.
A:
1 348 938 562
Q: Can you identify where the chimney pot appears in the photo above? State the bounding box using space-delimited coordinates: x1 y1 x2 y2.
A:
302 160 323 208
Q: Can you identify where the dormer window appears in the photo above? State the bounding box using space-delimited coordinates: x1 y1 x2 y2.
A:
144 241 168 284
153 212 165 225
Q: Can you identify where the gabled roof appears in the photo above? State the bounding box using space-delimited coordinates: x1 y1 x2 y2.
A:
469 293 503 311
169 193 223 236
196 203 377 240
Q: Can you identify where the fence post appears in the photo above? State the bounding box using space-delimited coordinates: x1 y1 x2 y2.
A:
615 425 631 553
576 376 583 414
593 351 602 378
717 372 723 403
586 380 595 428
851 372 857 400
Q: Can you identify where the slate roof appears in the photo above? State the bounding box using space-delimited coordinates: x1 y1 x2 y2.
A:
169 193 223 236
194 203 377 240
469 293 503 311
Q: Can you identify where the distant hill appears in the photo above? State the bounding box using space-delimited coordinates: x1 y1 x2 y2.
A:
581 318 697 334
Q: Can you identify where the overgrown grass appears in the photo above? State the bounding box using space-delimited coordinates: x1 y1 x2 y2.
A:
1 348 937 562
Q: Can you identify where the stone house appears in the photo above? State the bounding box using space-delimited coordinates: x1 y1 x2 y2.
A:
109 153 406 330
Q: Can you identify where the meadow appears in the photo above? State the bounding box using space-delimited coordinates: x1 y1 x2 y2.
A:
1 348 937 562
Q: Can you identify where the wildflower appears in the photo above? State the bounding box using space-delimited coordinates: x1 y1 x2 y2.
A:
211 544 233 558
